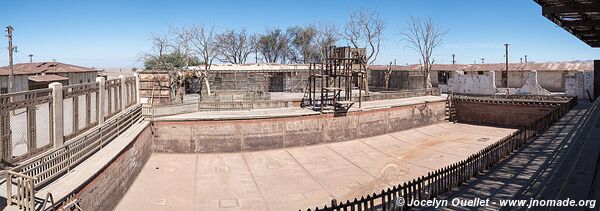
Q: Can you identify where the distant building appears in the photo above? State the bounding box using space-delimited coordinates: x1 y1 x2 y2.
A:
0 62 98 93
369 62 594 92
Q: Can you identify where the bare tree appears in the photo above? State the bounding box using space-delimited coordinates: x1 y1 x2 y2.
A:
142 32 172 70
402 16 446 89
314 24 339 62
191 24 219 95
287 25 319 63
257 28 290 63
216 29 255 64
171 26 195 69
343 8 385 94
385 62 393 89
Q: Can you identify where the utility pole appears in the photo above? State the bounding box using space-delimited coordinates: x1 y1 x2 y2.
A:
504 43 509 88
6 26 15 94
452 54 456 64
29 54 33 63
481 58 485 64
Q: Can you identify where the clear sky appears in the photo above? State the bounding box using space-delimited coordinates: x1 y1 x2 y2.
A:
1 0 598 68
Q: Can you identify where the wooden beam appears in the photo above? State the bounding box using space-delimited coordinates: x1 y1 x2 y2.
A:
562 19 597 27
585 41 600 47
542 3 600 14
575 29 600 35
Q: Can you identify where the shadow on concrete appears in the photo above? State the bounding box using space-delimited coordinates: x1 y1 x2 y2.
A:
427 100 599 211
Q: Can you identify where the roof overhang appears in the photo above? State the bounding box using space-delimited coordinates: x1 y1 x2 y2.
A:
535 0 600 47
28 74 69 82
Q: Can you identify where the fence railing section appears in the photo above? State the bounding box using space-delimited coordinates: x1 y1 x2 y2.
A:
355 88 441 102
142 99 293 118
15 105 142 188
62 82 99 140
302 96 578 211
6 170 36 211
0 75 139 165
105 78 122 119
198 100 291 111
0 88 54 163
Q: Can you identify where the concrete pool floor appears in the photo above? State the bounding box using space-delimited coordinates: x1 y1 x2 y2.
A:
115 122 516 211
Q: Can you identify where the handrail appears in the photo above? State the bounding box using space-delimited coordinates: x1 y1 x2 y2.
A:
6 170 37 211
41 192 55 211
6 170 36 180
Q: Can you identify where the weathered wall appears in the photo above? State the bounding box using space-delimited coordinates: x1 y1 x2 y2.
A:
433 70 570 92
56 72 98 85
75 124 153 211
207 71 310 93
492 71 566 92
445 71 497 95
152 101 446 153
565 70 594 100
455 100 555 127
515 71 551 95
369 69 425 90
0 75 29 93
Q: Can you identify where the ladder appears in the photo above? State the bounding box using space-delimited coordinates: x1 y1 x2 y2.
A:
445 92 457 123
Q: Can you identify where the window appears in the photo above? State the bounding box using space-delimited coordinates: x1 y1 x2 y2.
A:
477 71 484 75
0 88 7 94
437 71 448 84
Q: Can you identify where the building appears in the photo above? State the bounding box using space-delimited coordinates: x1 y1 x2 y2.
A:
369 62 594 92
0 62 98 93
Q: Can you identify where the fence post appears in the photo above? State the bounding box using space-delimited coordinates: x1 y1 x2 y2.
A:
134 72 141 104
97 77 106 124
119 75 127 111
49 82 64 149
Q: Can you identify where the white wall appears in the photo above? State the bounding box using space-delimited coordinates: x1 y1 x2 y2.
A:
566 71 594 100
445 71 497 95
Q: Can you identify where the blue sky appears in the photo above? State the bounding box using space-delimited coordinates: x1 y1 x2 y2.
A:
1 0 598 68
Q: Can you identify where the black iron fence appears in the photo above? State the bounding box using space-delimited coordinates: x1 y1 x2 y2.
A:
302 96 578 211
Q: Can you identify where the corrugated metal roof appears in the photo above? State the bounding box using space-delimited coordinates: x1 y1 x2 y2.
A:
0 62 97 76
28 74 69 82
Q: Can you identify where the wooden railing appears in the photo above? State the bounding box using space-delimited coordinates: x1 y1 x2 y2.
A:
12 104 142 189
301 96 578 211
6 170 36 211
142 99 292 118
197 100 290 111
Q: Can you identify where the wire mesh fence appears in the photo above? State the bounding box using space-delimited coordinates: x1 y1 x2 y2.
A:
0 88 53 162
1 76 138 166
10 108 28 157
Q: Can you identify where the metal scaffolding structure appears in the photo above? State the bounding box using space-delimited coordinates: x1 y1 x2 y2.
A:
305 46 366 111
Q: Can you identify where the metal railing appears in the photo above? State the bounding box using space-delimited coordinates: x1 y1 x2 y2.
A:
302 96 577 211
